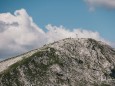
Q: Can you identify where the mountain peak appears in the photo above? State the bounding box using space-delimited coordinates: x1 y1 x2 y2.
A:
0 38 115 86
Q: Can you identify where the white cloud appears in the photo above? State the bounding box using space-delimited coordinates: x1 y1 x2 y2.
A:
0 9 46 59
0 9 112 60
85 0 115 10
46 24 111 44
46 24 76 43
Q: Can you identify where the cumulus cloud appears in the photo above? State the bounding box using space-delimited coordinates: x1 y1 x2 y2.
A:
0 9 112 60
0 9 46 59
46 24 111 45
85 0 115 10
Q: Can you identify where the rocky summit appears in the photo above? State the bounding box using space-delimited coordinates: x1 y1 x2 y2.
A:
0 38 115 86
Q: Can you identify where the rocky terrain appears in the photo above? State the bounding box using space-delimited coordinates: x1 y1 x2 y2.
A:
0 38 115 86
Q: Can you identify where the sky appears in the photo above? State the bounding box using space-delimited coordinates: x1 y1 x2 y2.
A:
0 0 115 60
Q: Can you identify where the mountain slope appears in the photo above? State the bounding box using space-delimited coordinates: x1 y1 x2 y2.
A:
0 38 115 86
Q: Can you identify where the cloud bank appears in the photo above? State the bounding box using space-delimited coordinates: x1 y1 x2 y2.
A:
0 9 112 60
85 0 115 10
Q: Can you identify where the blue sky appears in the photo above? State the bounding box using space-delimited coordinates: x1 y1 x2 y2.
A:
0 0 115 60
0 0 115 41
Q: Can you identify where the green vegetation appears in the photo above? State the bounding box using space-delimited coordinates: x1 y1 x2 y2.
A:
0 47 64 85
101 83 110 86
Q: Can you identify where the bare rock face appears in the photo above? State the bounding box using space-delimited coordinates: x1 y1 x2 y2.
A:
0 38 115 86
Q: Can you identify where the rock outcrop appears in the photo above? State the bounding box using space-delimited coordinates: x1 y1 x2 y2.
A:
0 38 115 86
